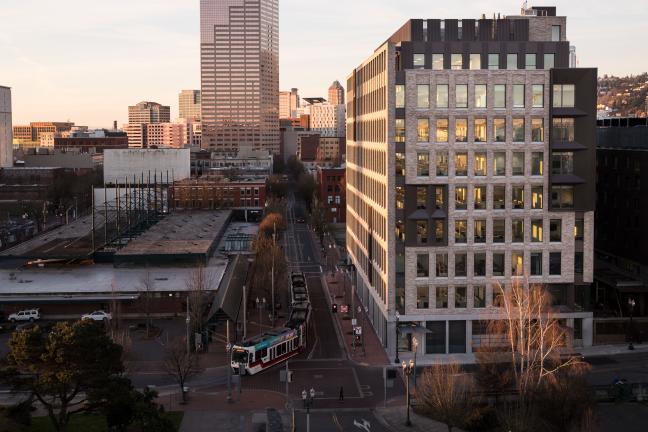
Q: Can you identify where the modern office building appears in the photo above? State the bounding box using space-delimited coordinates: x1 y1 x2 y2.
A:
179 90 202 122
279 88 300 119
346 6 596 361
310 103 346 137
328 80 345 106
125 101 171 148
0 86 11 168
146 123 185 148
12 122 75 148
200 0 279 155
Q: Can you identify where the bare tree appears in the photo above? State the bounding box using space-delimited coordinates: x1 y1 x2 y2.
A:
185 264 216 336
162 339 201 403
139 270 154 338
418 363 472 432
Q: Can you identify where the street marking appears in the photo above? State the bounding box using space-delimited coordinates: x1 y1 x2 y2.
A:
351 367 364 399
354 419 372 431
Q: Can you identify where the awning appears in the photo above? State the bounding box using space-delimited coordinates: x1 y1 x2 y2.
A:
407 209 430 220
398 322 431 334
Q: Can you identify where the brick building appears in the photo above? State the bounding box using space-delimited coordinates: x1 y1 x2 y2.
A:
317 166 346 224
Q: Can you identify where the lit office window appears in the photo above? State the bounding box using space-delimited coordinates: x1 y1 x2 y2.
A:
436 152 448 176
455 119 468 142
531 152 543 175
417 85 430 108
432 54 444 70
474 153 487 176
507 53 518 70
494 118 506 142
417 152 430 176
532 186 543 209
455 153 468 176
436 119 448 142
469 54 481 70
512 118 525 142
436 84 449 108
418 118 430 142
474 118 487 142
451 54 463 70
474 84 487 108
531 118 544 142
531 220 543 242
553 84 575 108
456 84 468 108
413 53 425 69
395 85 405 108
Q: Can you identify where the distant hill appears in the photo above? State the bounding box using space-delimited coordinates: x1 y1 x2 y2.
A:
597 73 648 118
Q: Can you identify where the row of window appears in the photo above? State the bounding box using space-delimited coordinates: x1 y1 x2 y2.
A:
411 52 556 71
403 150 545 177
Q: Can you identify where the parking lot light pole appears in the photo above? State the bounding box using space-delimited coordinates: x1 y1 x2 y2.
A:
302 388 315 432
186 295 191 355
394 311 400 364
628 298 636 350
412 336 419 389
402 360 414 427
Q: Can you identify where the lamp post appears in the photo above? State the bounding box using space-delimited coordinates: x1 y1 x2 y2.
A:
256 297 266 331
271 222 276 327
394 311 400 364
402 359 414 427
412 336 419 389
302 387 315 432
628 298 636 350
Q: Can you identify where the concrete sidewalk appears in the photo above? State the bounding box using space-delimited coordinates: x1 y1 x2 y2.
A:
580 343 648 357
375 406 464 432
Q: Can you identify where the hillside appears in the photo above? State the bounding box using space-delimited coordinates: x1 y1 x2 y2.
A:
597 73 648 118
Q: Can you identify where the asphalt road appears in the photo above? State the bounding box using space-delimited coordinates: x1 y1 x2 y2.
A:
294 410 391 432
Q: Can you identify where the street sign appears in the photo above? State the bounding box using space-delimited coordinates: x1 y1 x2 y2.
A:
340 304 349 313
351 318 357 326
354 326 362 335
225 343 231 353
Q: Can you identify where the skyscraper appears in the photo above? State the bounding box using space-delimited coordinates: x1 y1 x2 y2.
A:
125 101 171 148
279 88 299 119
346 7 597 361
0 86 12 168
179 90 202 121
200 0 279 155
328 80 344 106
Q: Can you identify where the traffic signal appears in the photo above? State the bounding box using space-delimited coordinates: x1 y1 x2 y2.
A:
332 303 338 313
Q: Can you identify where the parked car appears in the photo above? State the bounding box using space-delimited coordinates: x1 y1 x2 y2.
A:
8 309 40 323
81 311 112 321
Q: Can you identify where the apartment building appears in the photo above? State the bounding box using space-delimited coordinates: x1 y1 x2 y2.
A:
346 6 596 361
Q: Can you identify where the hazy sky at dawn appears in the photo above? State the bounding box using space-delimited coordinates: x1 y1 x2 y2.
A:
1 0 645 127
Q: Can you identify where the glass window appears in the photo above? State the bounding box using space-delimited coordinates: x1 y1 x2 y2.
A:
531 152 543 175
475 84 487 108
455 186 467 210
550 252 561 275
455 287 467 308
417 220 428 244
512 152 525 176
488 53 499 69
474 286 486 308
436 253 448 277
436 118 448 142
493 219 505 243
455 119 468 142
512 251 524 275
544 53 555 69
474 219 486 242
552 118 575 142
456 84 468 108
433 220 444 242
436 151 448 176
396 186 404 209
474 253 486 276
396 221 405 242
474 153 487 176
455 152 467 176
494 152 506 176
451 53 463 69
470 54 481 70
436 286 449 308
531 118 544 142
418 118 430 142
513 118 525 141
395 119 405 142
513 84 525 108
551 152 574 175
551 25 561 41
417 254 429 277
494 118 506 141
531 219 543 242
455 253 467 277
395 85 405 108
525 53 537 69
507 53 518 70
531 252 542 276
493 186 506 209
417 85 429 108
474 118 487 142
553 84 575 108
417 286 429 308
455 220 467 244
413 53 425 68
425 321 446 354
575 252 584 274
474 186 486 210
436 84 449 108
532 85 544 107
512 219 524 242
494 85 506 108
493 253 505 276
551 186 574 208
416 186 427 209
432 53 444 70
532 186 543 209
550 219 562 242
435 186 444 208
512 186 524 209
417 152 429 176
395 152 405 176
575 219 584 240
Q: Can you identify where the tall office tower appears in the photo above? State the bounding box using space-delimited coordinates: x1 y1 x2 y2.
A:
279 88 300 119
346 6 597 361
0 86 12 168
125 101 171 148
328 80 345 106
310 103 345 137
179 90 202 121
200 0 279 155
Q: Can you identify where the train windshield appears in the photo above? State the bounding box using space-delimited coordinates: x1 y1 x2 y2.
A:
232 349 249 364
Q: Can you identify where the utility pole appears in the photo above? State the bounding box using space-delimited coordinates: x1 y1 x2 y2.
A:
243 284 247 340
271 221 276 327
226 320 232 403
186 294 191 354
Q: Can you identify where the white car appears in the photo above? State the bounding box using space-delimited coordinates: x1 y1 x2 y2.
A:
81 311 112 321
8 309 40 323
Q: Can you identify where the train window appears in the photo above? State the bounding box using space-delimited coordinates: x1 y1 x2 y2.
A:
261 348 268 359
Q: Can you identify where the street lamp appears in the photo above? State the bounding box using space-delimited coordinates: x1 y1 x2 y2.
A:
256 297 266 330
302 387 316 432
412 336 419 389
628 298 636 350
395 311 400 364
402 359 414 427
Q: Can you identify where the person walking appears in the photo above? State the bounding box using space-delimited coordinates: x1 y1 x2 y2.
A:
338 386 344 402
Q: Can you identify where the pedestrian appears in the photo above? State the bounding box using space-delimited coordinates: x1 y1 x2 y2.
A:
338 386 344 401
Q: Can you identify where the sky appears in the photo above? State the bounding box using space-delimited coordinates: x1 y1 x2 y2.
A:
1 0 645 128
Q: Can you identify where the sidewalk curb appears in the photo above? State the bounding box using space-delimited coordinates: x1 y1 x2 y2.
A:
320 273 350 361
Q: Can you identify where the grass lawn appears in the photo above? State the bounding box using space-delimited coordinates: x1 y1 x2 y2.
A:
30 412 184 432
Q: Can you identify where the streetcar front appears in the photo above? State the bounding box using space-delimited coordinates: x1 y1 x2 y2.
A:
230 346 251 375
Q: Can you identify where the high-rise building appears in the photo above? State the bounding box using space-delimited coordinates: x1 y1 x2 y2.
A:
125 101 171 148
346 7 597 361
0 86 11 168
179 90 202 122
328 80 345 106
279 88 300 119
200 0 279 155
146 123 185 148
310 103 345 137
